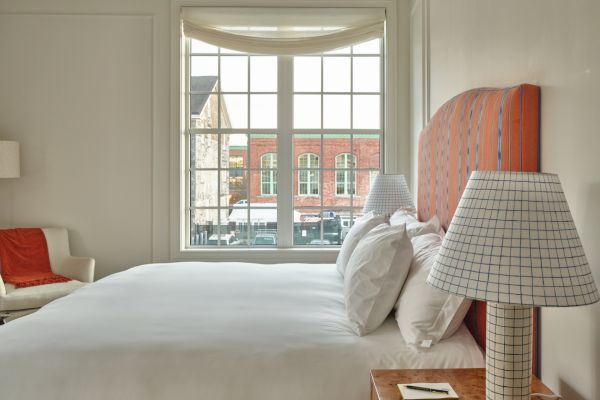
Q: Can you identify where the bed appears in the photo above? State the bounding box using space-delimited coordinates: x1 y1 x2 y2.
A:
0 263 482 400
0 83 539 400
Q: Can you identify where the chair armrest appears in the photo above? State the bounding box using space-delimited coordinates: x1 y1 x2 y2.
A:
57 256 95 283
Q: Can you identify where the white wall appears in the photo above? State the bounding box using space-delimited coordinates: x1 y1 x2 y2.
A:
413 0 600 398
0 0 410 278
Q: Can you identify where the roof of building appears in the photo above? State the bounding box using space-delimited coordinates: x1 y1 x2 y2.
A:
190 76 218 115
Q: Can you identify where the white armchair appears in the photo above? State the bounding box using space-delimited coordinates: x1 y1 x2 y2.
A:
0 227 94 322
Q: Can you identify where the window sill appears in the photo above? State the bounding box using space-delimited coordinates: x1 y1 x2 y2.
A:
172 247 339 264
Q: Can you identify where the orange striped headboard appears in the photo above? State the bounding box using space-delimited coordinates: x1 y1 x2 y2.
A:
417 84 541 372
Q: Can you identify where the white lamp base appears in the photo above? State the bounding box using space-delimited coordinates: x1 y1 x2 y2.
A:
486 303 533 400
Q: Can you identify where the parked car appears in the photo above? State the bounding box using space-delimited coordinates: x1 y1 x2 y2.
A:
252 234 277 246
207 234 237 246
309 239 331 245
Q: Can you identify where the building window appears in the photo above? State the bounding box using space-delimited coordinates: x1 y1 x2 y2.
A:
298 153 320 196
182 9 387 248
229 155 244 169
261 153 277 196
335 153 356 195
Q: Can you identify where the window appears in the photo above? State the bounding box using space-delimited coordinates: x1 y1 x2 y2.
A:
229 155 244 169
181 7 389 249
335 153 356 196
298 153 320 196
261 153 277 196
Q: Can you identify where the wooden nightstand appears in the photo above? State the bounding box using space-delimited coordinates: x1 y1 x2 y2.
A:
370 369 556 400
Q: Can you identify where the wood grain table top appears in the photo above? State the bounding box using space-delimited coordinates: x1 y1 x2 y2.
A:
370 369 556 400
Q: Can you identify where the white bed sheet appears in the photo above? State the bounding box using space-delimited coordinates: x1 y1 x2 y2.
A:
0 262 484 400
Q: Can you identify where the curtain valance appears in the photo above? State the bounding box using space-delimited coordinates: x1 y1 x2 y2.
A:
181 7 385 55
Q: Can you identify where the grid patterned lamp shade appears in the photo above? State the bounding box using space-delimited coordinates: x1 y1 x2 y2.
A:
363 174 415 215
0 141 20 178
427 171 599 400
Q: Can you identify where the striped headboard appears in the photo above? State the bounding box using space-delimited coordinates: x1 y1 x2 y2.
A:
417 84 541 371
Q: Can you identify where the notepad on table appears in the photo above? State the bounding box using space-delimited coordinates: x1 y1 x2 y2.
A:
397 383 459 399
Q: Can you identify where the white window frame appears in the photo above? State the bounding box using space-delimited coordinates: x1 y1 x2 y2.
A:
169 0 402 263
298 153 320 196
335 153 357 196
260 153 277 196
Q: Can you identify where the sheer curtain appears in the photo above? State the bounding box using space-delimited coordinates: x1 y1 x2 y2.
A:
181 7 385 55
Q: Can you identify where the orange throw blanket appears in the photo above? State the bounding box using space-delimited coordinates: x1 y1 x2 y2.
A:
0 228 70 288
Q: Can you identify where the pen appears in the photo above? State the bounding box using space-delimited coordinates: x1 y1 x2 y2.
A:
405 385 450 394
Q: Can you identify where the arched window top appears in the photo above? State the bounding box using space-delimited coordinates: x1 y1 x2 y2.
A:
261 153 277 168
298 153 320 168
335 153 356 168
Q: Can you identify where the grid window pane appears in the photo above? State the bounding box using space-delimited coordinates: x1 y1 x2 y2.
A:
250 135 277 169
190 211 218 246
293 208 322 246
323 57 350 92
221 94 248 129
294 95 321 128
298 169 320 196
221 170 248 207
191 94 218 128
220 208 249 246
191 134 219 168
191 170 220 207
294 57 321 92
261 170 277 196
355 134 381 169
353 57 380 92
250 56 277 92
221 134 248 169
353 95 380 129
250 208 277 246
220 56 248 91
250 94 277 129
293 134 321 168
191 56 218 77
323 95 351 129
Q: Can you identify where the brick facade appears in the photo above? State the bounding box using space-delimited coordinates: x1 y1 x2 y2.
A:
229 135 381 210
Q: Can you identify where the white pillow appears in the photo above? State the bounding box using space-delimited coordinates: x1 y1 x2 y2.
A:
395 233 471 347
390 209 442 238
336 212 386 277
344 223 413 336
389 209 417 225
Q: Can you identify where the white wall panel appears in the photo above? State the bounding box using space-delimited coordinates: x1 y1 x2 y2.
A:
0 14 153 277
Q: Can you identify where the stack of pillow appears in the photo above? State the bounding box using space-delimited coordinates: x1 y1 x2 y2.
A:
338 209 471 348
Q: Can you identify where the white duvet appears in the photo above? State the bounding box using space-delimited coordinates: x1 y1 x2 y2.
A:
0 262 484 400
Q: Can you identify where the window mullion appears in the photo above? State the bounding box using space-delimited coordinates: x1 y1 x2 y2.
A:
277 56 294 247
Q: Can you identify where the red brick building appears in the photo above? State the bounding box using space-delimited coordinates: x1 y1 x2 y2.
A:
230 135 380 210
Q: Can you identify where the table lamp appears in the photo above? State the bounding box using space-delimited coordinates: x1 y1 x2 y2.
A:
0 141 20 178
427 171 599 400
363 174 415 215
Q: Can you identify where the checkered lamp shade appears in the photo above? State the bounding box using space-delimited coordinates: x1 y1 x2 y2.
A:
363 174 415 215
427 171 599 307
